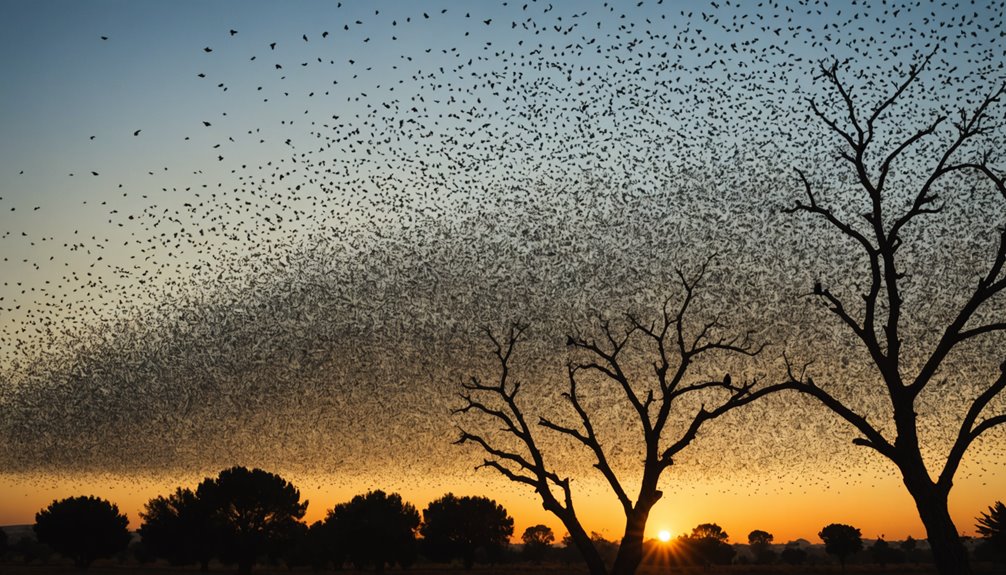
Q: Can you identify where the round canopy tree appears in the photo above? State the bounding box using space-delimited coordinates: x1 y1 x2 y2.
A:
421 493 513 569
33 495 131 569
748 529 775 564
686 523 734 566
521 524 555 562
819 523 862 571
324 490 419 572
197 466 307 574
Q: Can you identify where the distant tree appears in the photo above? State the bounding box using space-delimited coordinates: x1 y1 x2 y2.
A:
456 261 793 575
780 51 1006 575
139 487 218 570
976 502 1006 563
33 495 131 569
521 524 555 562
558 533 581 565
780 543 807 566
819 524 862 571
326 490 419 572
197 466 307 575
686 523 734 565
590 532 620 566
0 526 7 558
691 523 728 542
420 493 513 568
748 529 775 564
899 535 924 564
870 537 905 565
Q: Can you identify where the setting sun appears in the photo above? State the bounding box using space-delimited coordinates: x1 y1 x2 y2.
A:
657 530 672 542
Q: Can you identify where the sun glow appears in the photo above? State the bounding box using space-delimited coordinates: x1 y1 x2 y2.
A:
657 530 672 542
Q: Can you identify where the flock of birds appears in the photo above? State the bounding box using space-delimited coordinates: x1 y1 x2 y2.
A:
0 0 1004 504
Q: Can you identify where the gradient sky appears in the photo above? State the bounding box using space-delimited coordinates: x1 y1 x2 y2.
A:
1 0 1004 545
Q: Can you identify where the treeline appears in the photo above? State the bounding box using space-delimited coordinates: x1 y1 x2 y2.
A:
1 467 1003 572
3 467 520 573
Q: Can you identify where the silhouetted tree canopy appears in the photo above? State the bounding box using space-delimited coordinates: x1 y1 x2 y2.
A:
196 466 307 574
977 502 1006 542
33 495 130 569
325 490 419 572
870 537 905 566
819 524 862 571
976 502 1006 563
420 493 513 569
780 543 807 566
681 523 735 566
521 524 554 562
139 487 217 570
747 529 775 564
691 523 729 542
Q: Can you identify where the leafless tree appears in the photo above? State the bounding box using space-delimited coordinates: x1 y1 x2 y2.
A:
454 259 787 575
781 51 1006 575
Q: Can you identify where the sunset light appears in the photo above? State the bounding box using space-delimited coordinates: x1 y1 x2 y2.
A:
2 2 1005 575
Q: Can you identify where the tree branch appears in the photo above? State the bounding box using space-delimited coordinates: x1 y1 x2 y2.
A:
541 367 633 514
938 364 1006 492
778 355 896 459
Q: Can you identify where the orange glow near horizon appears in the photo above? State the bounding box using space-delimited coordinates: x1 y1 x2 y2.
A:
1 453 1001 545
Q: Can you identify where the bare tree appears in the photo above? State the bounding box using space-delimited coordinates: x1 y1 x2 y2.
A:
782 52 1006 575
454 259 786 575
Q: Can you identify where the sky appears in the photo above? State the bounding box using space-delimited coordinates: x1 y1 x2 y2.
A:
1 0 1005 545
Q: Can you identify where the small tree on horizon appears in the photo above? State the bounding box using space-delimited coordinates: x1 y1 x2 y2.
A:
748 529 775 564
33 495 131 569
686 523 735 566
780 542 807 566
870 537 905 566
521 524 555 563
819 523 862 571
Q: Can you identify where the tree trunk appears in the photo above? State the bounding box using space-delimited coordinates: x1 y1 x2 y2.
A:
558 518 607 575
610 508 650 575
902 469 972 575
544 498 608 575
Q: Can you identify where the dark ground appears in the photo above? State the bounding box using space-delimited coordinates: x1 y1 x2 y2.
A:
2 563 1005 575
